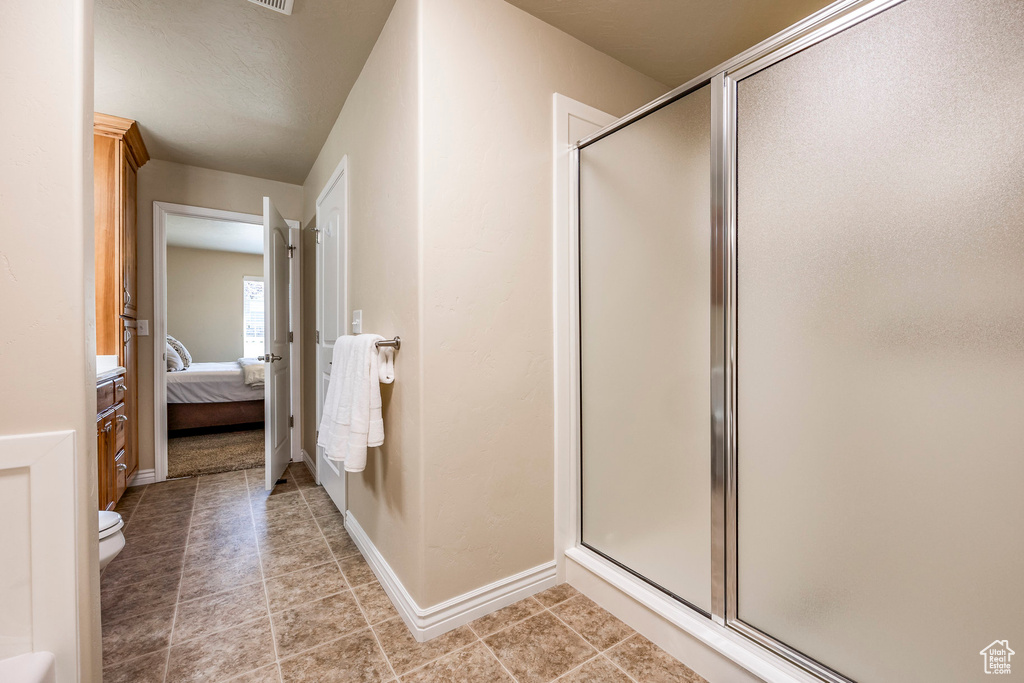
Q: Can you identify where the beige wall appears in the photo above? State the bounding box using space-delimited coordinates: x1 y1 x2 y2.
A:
136 160 302 472
167 247 264 362
418 0 666 606
0 0 101 679
301 0 664 608
301 0 425 599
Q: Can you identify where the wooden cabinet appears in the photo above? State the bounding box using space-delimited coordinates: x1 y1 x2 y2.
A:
96 377 128 511
95 113 147 510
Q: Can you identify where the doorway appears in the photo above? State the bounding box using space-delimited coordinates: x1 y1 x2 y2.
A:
152 201 301 484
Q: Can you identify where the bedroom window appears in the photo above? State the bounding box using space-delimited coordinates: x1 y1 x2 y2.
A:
243 276 264 359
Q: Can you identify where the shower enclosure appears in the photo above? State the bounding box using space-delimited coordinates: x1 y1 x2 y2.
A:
573 0 1024 681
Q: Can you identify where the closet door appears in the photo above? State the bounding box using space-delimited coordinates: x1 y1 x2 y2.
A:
120 146 138 319
578 86 712 612
734 0 1024 679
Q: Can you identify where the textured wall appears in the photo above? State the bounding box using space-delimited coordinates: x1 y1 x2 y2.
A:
301 0 424 599
166 247 264 363
0 0 101 679
136 160 302 473
418 0 666 606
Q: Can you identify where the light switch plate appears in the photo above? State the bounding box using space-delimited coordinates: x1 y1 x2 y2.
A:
136 320 150 336
351 310 362 334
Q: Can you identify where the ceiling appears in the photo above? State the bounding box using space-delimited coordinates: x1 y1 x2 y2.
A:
94 0 396 184
506 0 836 87
166 215 264 255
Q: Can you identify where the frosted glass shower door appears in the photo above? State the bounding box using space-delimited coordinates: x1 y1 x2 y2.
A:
579 86 712 612
734 0 1024 680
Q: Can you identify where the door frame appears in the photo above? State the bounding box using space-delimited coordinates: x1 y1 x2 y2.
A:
152 201 299 483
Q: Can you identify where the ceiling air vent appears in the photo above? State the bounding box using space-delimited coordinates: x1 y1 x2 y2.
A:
248 0 294 15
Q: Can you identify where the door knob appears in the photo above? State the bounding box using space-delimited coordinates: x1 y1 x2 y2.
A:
258 354 282 363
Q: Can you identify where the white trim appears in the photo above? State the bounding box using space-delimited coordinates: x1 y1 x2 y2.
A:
346 512 557 643
289 225 302 464
552 94 616 582
0 431 80 679
152 201 299 483
566 547 820 683
300 449 317 479
127 468 156 487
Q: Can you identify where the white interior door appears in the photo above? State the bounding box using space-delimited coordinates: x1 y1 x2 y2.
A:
263 197 291 490
315 158 348 510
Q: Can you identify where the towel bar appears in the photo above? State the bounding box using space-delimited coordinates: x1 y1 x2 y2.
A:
375 336 401 351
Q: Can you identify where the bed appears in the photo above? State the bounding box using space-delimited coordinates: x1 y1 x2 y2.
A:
167 361 265 432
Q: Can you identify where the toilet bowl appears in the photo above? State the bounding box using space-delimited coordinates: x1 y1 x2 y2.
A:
98 510 125 570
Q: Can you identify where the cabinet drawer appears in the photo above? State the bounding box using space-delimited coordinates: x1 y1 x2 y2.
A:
113 376 127 403
97 380 115 412
114 449 127 503
114 404 126 452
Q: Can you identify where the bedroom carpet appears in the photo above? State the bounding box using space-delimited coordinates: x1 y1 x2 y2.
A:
167 428 264 478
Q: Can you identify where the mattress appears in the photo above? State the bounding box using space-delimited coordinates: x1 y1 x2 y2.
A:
167 362 266 404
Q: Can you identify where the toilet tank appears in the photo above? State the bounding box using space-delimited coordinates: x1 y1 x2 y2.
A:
0 653 57 683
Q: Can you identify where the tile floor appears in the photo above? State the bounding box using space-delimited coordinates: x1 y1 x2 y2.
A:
102 463 708 683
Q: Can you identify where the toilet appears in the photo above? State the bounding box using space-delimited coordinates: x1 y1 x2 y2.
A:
98 510 125 570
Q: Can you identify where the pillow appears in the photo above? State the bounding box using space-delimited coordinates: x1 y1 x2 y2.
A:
166 342 184 372
166 335 192 368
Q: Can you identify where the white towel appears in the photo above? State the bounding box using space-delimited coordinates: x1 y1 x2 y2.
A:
317 334 384 473
237 358 265 386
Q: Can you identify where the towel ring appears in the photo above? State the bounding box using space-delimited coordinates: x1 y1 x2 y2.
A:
376 336 401 351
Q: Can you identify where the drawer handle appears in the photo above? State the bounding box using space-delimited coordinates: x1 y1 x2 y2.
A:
116 383 126 392
116 415 128 423
117 463 127 472
123 286 131 307
102 423 113 433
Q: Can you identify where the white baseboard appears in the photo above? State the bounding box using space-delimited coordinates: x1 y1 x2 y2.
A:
128 468 156 487
301 449 316 479
345 512 557 642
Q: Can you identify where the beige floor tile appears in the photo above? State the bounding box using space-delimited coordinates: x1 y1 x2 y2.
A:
272 591 369 658
325 531 360 560
298 487 333 507
255 517 325 553
166 616 276 683
187 514 256 548
229 664 283 682
533 583 580 608
125 509 192 536
557 656 633 683
279 629 394 683
101 570 181 625
374 618 476 676
353 582 400 625
197 470 248 488
265 562 348 614
190 498 254 525
469 597 544 637
550 595 634 651
260 536 334 578
253 503 314 530
306 500 341 518
606 635 707 683
102 649 168 683
173 582 269 643
400 641 513 683
195 485 253 509
315 514 349 538
102 604 176 666
250 480 300 500
338 553 376 587
178 557 263 602
183 533 259 569
484 611 596 683
117 527 190 560
101 546 185 592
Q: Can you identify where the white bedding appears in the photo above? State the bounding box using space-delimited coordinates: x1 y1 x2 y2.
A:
167 362 266 404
